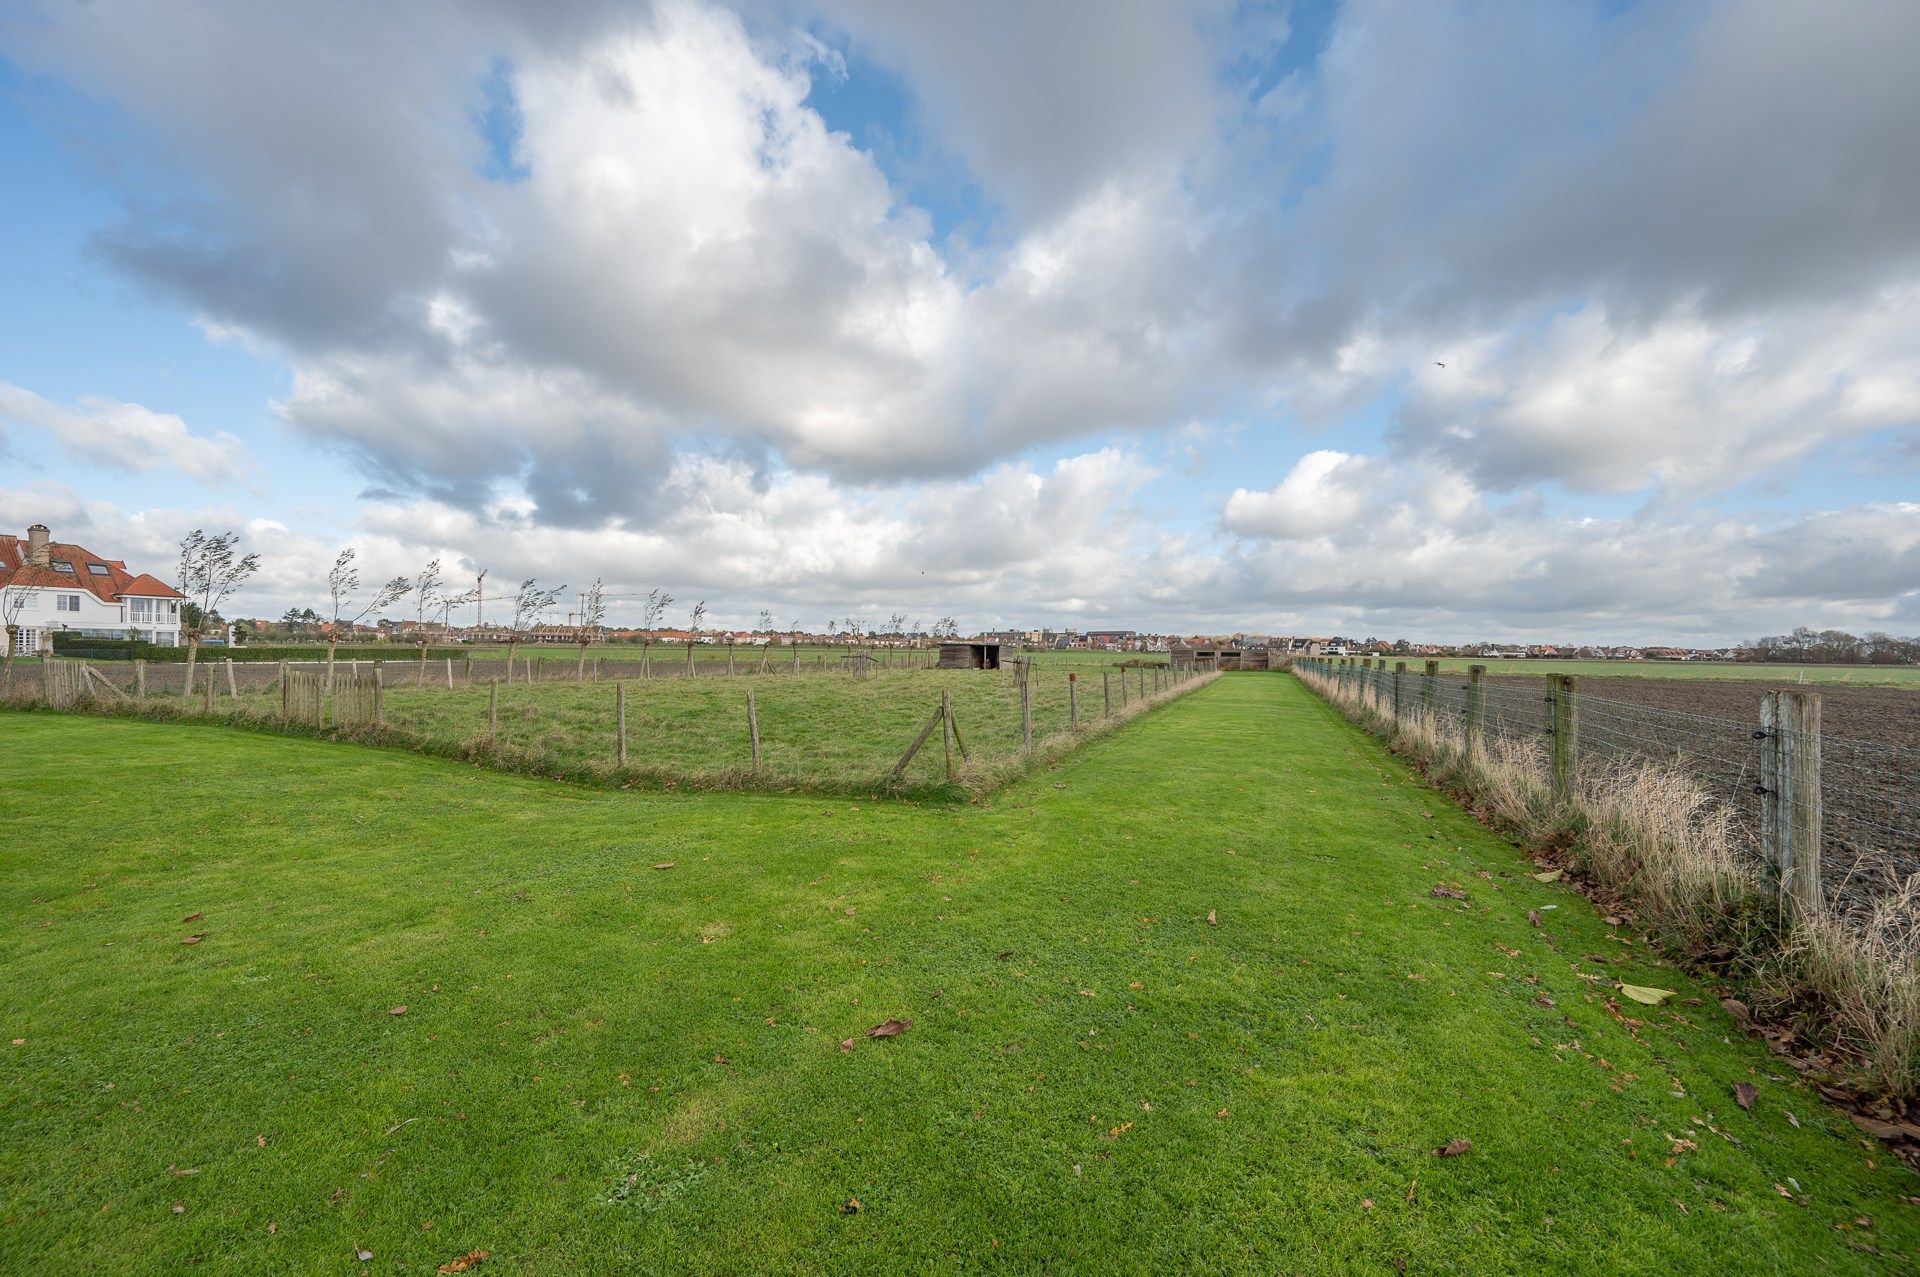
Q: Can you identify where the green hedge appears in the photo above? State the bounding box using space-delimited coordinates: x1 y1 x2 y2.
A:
48 636 473 663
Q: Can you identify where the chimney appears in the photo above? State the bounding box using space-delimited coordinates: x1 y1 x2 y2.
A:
25 524 51 568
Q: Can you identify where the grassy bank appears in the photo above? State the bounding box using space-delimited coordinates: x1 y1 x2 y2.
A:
1 677 1914 1273
1396 657 1920 688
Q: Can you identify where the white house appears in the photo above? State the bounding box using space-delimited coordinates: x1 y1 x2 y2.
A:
1 523 186 655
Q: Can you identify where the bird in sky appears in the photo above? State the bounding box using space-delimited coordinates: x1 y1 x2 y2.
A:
1434 361 1446 368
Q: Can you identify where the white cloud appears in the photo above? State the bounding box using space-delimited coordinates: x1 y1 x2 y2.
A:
0 383 248 482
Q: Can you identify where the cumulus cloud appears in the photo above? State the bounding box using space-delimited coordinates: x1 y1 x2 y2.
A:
0 383 247 482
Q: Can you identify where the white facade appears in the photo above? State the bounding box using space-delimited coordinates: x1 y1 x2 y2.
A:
2 524 185 655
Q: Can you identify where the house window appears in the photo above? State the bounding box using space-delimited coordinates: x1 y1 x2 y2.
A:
56 594 83 612
130 598 154 622
87 563 111 576
52 560 74 573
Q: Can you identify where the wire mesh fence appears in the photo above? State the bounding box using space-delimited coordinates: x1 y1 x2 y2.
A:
1297 658 1920 947
0 654 1214 797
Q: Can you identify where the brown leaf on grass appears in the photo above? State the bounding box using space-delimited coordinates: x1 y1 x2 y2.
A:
838 1038 854 1053
839 1196 861 1215
436 1250 489 1274
866 1018 912 1039
1602 915 1625 926
1532 870 1563 883
1533 995 1557 1008
1405 1180 1417 1204
1206 910 1218 926
1428 885 1467 900
712 1054 730 1065
652 862 675 870
181 935 204 946
1360 1198 1373 1210
389 1006 408 1016
995 950 1014 960
1433 1138 1472 1157
1732 1082 1758 1110
181 912 202 923
1528 910 1542 928
356 1248 373 1261
1720 997 1751 1023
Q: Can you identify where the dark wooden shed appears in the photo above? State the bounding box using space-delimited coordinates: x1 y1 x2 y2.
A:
937 641 1004 670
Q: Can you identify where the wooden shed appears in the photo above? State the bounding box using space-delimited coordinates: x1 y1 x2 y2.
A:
937 641 1004 670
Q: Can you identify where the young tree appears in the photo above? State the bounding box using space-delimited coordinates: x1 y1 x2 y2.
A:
686 600 707 674
638 588 672 676
506 578 565 682
412 558 445 680
576 578 606 679
2 581 27 672
177 529 260 695
757 608 776 638
324 548 409 691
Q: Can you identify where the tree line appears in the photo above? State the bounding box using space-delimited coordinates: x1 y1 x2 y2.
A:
1738 627 1920 665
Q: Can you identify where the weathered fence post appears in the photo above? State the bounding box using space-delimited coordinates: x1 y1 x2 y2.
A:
202 675 214 715
941 689 954 779
1422 659 1438 721
464 655 473 685
1464 665 1486 755
225 658 238 698
134 658 147 698
745 687 760 771
1119 666 1129 709
373 664 384 726
1068 672 1078 730
1103 671 1112 717
488 678 498 745
1020 663 1033 753
1547 674 1578 802
616 681 628 766
1392 661 1407 723
446 657 455 689
1760 690 1823 916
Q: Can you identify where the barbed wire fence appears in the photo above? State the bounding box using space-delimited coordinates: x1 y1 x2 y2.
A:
1296 657 1920 956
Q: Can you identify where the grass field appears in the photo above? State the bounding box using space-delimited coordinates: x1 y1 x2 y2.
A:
3 677 1915 1273
1394 657 1920 688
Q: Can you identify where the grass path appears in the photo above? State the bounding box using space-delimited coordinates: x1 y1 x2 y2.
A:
1 677 1914 1273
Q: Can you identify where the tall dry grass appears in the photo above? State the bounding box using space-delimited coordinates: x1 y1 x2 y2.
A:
1295 664 1919 1099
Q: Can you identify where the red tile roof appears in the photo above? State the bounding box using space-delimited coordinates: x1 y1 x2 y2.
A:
0 534 186 603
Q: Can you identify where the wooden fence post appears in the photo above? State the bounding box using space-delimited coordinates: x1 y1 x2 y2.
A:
941 689 954 779
488 678 498 745
1760 691 1823 916
1464 665 1486 755
1547 674 1578 802
1020 664 1033 753
464 655 472 684
1392 661 1406 723
446 657 455 689
1103 671 1112 717
202 675 214 715
373 665 384 726
1422 659 1438 720
616 681 628 766
746 688 760 772
1068 672 1078 730
134 658 146 698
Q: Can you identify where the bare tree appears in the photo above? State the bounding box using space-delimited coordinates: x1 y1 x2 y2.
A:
323 549 408 691
576 578 606 679
506 578 565 682
638 588 672 676
757 607 776 637
177 529 260 695
686 600 707 674
412 558 445 680
936 615 959 639
1 579 35 672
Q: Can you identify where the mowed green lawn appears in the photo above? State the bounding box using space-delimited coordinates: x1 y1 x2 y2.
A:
1 678 1914 1274
1399 657 1920 688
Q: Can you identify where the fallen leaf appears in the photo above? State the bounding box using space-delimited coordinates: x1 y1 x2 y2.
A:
1533 995 1557 1008
181 912 202 923
1129 981 1143 989
1206 910 1218 926
357 1248 374 1261
1528 910 1542 927
256 1135 268 1147
1216 1108 1229 1118
170 1202 185 1215
1433 1138 1472 1157
866 1018 912 1038
1602 915 1624 926
1533 870 1564 883
995 950 1013 960
1406 1180 1417 1204
436 1250 489 1274
1616 983 1676 1006
1720 997 1751 1023
1732 1082 1758 1110
712 1054 730 1065
1361 1198 1374 1210
389 1006 409 1016
1786 1111 1800 1128
181 935 204 946
1429 885 1468 900
840 1196 861 1215
652 862 675 870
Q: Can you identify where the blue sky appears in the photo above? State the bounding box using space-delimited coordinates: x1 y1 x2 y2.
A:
2 1 1916 642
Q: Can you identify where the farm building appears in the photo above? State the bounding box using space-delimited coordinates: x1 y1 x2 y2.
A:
937 641 1004 670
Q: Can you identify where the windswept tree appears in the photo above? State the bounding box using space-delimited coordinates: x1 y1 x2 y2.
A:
505 578 565 681
757 608 776 638
686 600 707 673
177 529 260 695
576 578 606 679
325 548 409 690
2 578 29 672
935 615 959 640
412 558 445 680
637 588 672 675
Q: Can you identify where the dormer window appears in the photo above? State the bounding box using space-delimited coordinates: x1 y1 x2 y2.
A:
52 560 74 573
87 563 111 576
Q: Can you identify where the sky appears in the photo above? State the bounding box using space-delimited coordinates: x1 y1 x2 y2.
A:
2 0 1917 643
